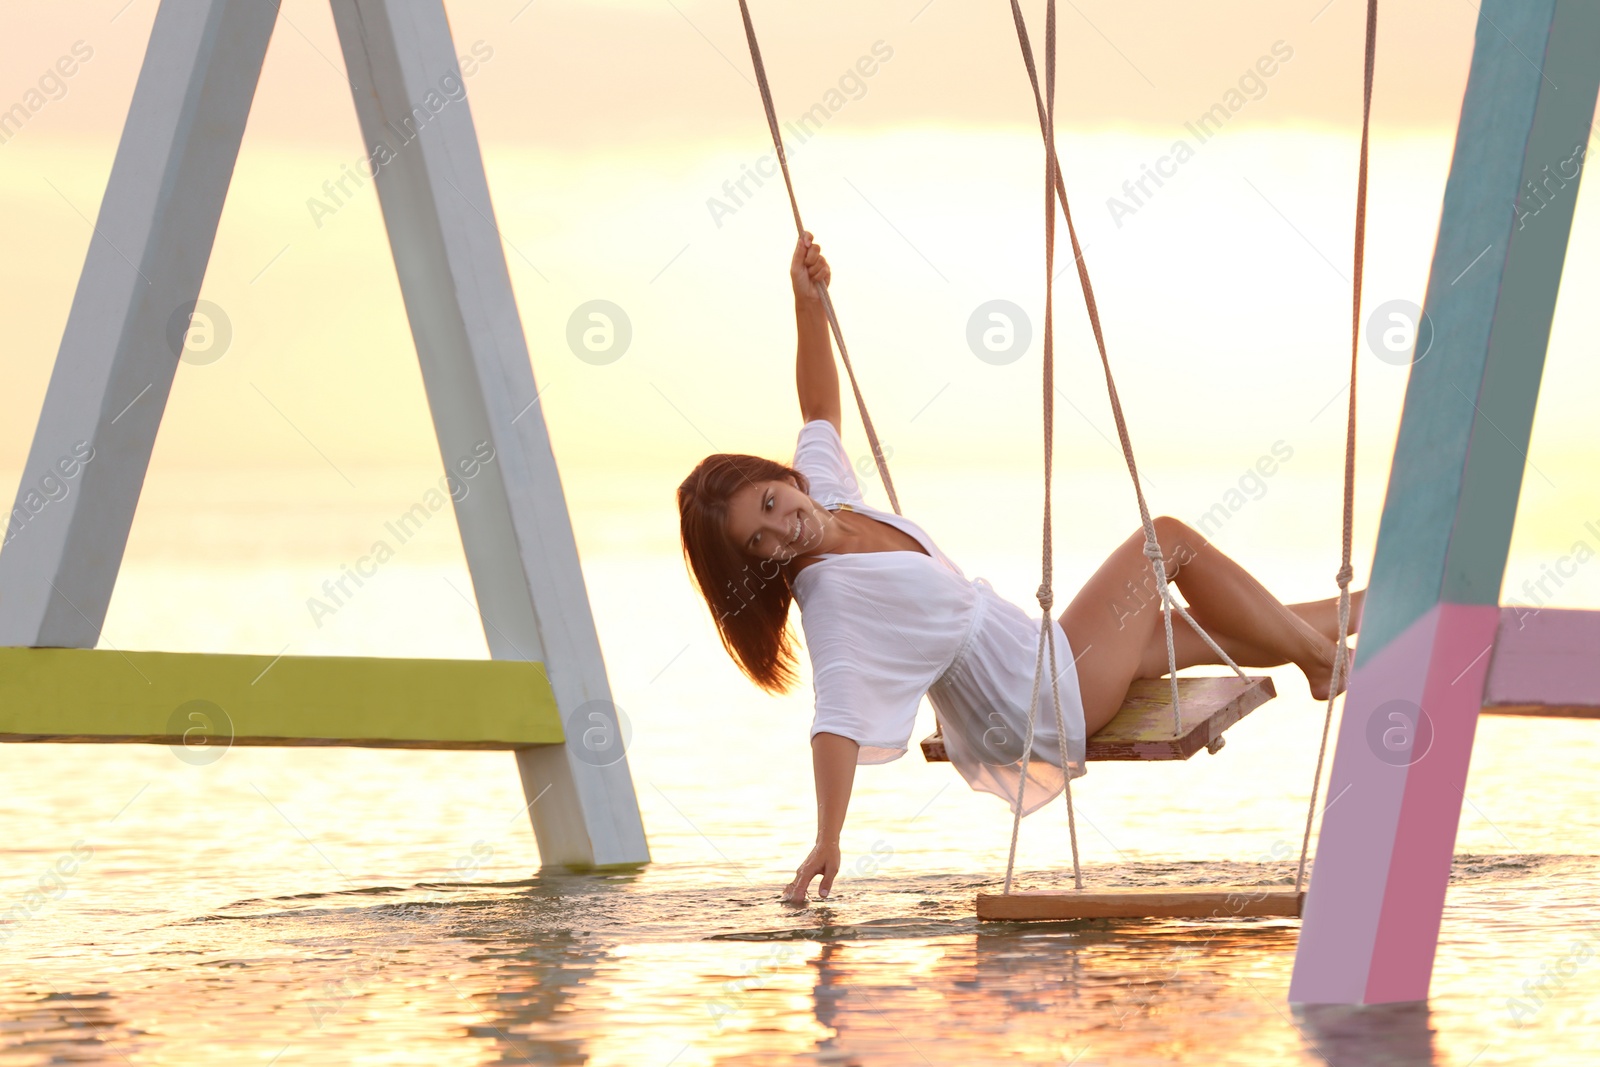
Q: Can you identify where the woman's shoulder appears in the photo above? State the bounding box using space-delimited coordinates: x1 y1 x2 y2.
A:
792 420 865 509
795 418 843 452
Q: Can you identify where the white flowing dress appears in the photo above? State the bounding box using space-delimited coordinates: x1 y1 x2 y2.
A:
788 419 1088 817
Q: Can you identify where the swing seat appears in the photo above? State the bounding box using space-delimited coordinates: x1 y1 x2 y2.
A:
977 885 1304 921
920 675 1276 763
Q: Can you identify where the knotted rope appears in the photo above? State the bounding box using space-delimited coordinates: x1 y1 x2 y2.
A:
1001 0 1083 892
1297 0 1377 894
732 0 1361 902
998 0 1250 896
734 0 901 516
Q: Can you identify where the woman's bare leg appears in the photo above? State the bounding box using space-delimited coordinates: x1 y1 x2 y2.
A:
1057 517 1343 736
1135 620 1355 676
1285 589 1366 641
1146 590 1366 672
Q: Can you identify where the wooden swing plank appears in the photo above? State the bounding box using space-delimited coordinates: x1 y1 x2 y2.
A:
920 675 1276 762
977 886 1304 921
0 647 563 749
1480 607 1600 718
1482 704 1600 719
1086 675 1277 758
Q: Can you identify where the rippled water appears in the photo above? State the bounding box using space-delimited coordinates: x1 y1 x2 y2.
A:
3 526 1598 1064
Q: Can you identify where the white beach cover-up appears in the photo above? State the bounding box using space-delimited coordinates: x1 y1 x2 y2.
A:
788 419 1087 817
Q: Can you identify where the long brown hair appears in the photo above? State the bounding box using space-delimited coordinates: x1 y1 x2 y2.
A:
677 453 811 695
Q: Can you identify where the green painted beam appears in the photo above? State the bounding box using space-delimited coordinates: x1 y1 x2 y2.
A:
1359 0 1600 663
0 648 564 749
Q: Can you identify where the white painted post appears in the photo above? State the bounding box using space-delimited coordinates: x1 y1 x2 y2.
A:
0 0 649 870
327 0 649 868
0 0 278 646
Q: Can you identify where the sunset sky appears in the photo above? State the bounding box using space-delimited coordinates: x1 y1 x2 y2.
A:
0 0 1594 578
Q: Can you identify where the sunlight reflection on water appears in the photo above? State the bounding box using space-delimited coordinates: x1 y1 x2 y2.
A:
1 542 1596 1065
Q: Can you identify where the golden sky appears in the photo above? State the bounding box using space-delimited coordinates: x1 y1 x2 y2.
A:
1 0 1593 567
1 0 1474 150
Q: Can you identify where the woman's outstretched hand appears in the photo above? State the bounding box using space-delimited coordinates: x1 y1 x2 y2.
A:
790 231 830 305
781 839 840 905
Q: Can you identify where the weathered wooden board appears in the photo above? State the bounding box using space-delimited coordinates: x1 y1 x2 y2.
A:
1481 704 1600 719
977 886 1304 921
1481 607 1600 718
921 675 1276 763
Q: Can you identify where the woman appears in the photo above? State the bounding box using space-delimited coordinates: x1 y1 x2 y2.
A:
676 232 1364 905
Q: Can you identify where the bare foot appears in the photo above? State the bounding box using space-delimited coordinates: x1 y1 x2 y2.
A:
1304 640 1356 702
1292 588 1366 643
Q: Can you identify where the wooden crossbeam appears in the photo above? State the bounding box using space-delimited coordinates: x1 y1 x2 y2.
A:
977 886 1304 921
1481 607 1600 718
1482 705 1600 720
920 675 1275 763
0 648 562 749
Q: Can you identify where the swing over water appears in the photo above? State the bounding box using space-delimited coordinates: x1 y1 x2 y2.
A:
4 565 1598 1064
6 0 1600 1061
713 0 1368 921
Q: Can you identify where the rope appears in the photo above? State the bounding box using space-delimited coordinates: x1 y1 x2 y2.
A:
733 0 901 515
1001 0 1246 739
733 0 1259 899
1297 0 1376 894
1003 0 1083 895
732 0 967 770
999 0 1252 896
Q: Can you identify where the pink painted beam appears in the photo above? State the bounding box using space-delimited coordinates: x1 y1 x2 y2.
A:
1366 603 1501 1001
1483 608 1600 717
1291 0 1600 1006
1289 604 1501 1003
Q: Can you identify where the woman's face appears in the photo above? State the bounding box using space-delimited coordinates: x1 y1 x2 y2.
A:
723 476 832 563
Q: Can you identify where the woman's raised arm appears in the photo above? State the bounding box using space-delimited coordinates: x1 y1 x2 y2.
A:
791 232 840 434
782 730 858 904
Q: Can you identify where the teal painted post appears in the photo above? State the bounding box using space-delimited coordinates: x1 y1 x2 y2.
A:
1290 0 1600 1005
